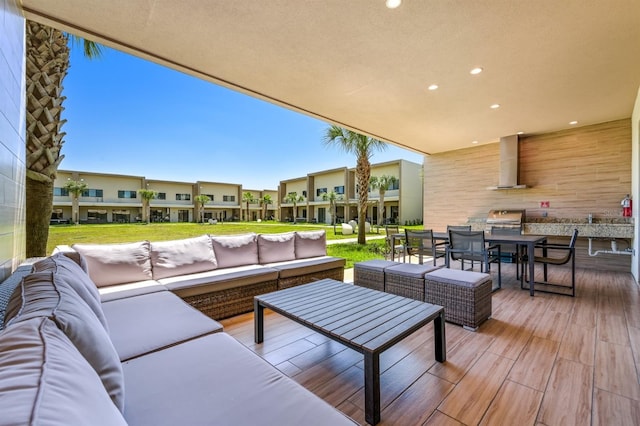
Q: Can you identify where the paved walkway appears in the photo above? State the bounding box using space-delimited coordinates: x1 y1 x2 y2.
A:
326 235 386 245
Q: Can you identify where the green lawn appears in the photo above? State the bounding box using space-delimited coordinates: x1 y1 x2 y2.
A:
47 222 399 268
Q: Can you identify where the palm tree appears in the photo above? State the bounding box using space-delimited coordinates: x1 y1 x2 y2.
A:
321 190 342 225
260 194 273 220
138 189 157 223
284 192 305 223
194 194 211 224
323 126 387 244
369 175 398 225
242 191 257 221
63 179 88 224
25 21 102 256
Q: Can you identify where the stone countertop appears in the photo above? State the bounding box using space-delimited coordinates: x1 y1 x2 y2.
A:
467 217 634 238
523 223 633 238
526 217 633 224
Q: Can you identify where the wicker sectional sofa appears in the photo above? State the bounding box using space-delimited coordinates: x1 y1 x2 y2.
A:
56 230 345 319
0 231 355 425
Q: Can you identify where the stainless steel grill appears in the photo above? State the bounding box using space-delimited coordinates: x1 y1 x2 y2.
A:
485 209 525 233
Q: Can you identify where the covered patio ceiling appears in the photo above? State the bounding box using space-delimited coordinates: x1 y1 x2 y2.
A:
20 0 640 155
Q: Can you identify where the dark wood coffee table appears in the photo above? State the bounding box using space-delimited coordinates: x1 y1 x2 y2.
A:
254 279 446 425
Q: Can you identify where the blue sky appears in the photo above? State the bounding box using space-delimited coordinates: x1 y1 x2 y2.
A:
61 46 424 190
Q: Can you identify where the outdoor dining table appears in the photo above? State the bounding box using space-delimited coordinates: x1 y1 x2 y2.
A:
431 231 547 297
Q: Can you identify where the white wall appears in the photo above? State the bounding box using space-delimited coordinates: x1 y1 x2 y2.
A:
632 86 640 281
398 160 423 224
0 0 25 281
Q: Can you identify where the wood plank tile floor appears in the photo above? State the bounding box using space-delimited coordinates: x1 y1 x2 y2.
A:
220 264 640 425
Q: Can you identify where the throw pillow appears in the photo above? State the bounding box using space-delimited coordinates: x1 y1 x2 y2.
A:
151 235 217 279
210 233 259 268
295 230 327 259
257 232 296 264
0 317 127 425
4 272 125 412
72 241 152 287
32 253 108 331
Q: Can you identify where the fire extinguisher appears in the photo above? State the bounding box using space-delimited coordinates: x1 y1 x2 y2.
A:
621 194 632 217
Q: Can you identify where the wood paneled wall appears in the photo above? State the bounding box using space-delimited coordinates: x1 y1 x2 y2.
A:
424 119 632 271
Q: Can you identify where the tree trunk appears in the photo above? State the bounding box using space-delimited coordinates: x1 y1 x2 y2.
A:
356 156 371 244
25 22 70 256
378 189 386 226
26 176 53 257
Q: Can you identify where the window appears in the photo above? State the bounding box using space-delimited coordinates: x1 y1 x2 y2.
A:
203 194 214 201
334 186 345 194
176 193 191 201
81 189 103 197
53 187 69 196
302 190 307 197
223 195 235 202
316 188 327 197
390 180 400 190
118 190 137 199
156 192 166 200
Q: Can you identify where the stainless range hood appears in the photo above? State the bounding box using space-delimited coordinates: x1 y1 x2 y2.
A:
488 135 528 190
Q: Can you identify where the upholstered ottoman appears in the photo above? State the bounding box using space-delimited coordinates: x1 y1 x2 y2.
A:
424 268 492 331
384 263 441 301
353 260 400 291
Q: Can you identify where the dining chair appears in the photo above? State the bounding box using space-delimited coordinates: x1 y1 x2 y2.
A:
385 225 405 262
490 226 523 279
446 229 502 289
447 225 471 232
522 228 578 296
404 229 447 266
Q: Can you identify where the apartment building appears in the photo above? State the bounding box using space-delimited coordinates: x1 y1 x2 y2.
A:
52 170 276 224
52 161 421 225
279 159 423 225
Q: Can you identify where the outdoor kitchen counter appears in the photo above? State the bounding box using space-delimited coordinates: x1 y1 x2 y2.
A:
467 217 633 238
523 222 633 238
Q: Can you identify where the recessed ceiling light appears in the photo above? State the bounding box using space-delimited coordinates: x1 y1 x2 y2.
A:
569 120 578 125
470 67 483 75
428 84 439 91
385 0 402 9
472 140 478 144
490 104 500 109
517 131 524 135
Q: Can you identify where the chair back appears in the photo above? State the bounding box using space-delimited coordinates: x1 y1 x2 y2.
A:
490 226 520 253
538 228 578 265
568 228 579 248
405 229 435 252
448 230 486 262
385 225 400 238
447 225 471 232
559 228 579 264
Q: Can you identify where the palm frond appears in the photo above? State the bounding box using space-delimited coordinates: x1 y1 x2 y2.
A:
69 34 103 59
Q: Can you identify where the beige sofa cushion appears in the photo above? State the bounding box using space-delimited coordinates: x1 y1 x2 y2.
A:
160 265 279 297
4 272 125 412
32 253 108 330
0 317 127 426
99 280 167 302
151 235 217 279
258 232 296 264
102 291 223 361
72 241 152 287
295 230 327 259
210 233 258 268
266 256 345 278
122 332 356 426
